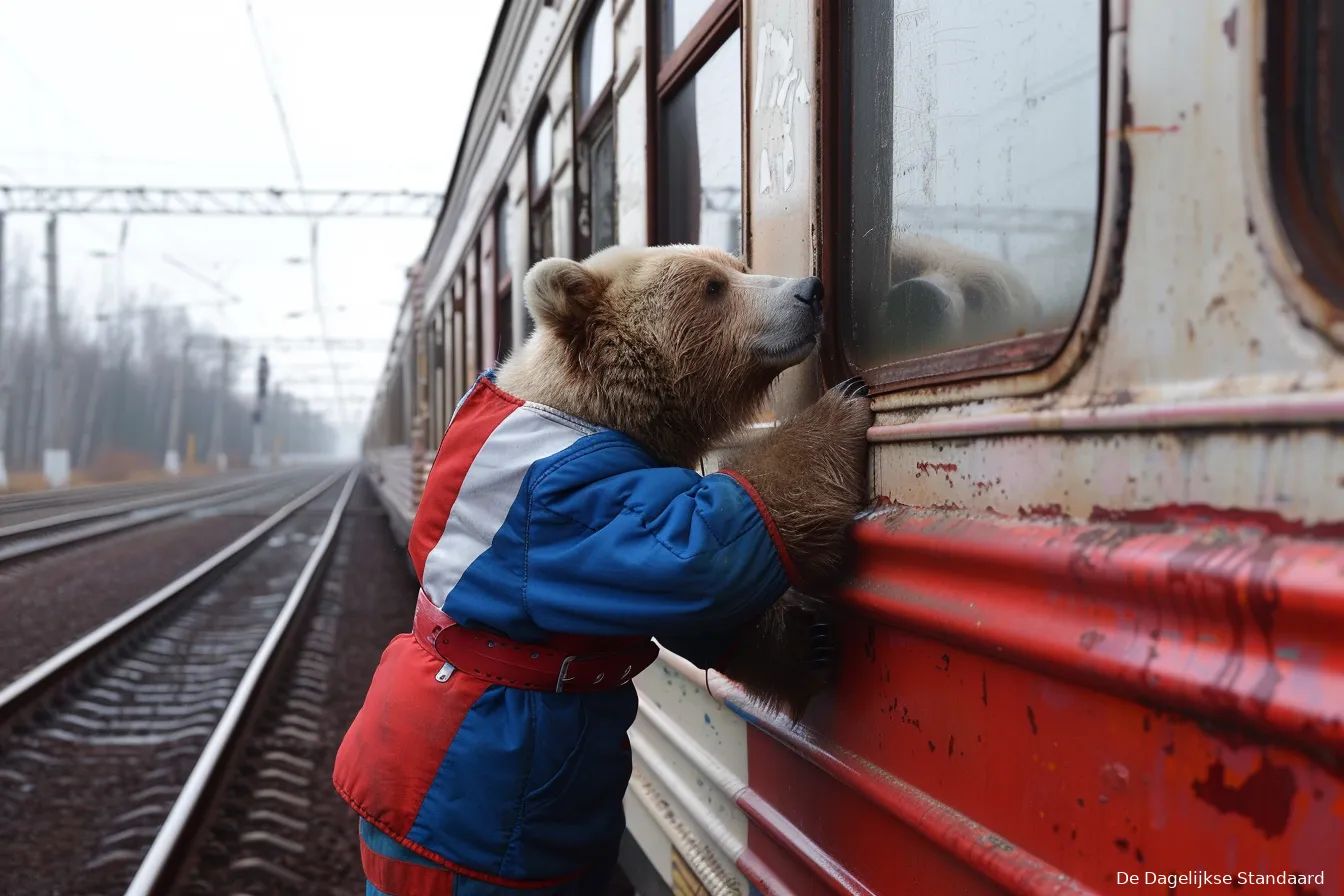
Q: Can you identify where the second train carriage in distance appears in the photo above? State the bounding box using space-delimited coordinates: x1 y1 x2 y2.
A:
363 0 1344 893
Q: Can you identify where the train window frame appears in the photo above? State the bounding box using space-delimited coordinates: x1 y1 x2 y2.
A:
466 237 482 383
451 271 467 400
480 209 499 369
493 189 515 360
529 103 555 265
574 0 617 260
431 301 446 440
820 0 1109 396
1259 0 1344 346
647 0 743 250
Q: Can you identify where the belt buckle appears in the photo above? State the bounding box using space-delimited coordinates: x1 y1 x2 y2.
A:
555 652 637 694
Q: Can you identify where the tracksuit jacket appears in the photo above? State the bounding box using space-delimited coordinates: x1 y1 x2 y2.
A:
333 371 794 890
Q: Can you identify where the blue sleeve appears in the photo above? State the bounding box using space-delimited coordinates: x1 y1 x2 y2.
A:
522 438 791 642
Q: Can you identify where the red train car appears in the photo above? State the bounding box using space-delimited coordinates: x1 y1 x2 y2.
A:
364 1 1344 892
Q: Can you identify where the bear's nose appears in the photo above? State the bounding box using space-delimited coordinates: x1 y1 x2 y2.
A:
793 277 824 311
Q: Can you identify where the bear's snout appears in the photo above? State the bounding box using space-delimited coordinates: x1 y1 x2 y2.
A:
792 277 823 313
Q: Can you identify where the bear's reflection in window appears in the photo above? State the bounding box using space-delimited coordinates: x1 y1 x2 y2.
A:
843 0 1102 381
657 31 742 256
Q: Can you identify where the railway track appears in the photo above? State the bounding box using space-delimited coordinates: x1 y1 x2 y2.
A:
0 468 315 566
0 466 361 895
0 474 241 521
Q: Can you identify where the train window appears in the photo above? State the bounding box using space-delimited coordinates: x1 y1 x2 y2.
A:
496 191 511 278
452 274 467 399
659 0 720 62
466 239 481 380
494 191 515 359
530 106 555 264
577 0 613 116
1266 0 1344 318
480 213 498 368
837 0 1101 389
432 305 446 437
656 29 742 253
575 0 617 258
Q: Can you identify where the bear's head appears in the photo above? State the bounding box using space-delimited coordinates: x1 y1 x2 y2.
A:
494 245 824 468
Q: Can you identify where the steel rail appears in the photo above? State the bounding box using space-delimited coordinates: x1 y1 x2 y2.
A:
0 467 323 565
0 467 349 724
0 475 222 514
0 468 288 540
123 466 360 896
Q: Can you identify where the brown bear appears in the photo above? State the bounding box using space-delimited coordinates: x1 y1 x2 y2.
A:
334 244 870 894
498 244 872 715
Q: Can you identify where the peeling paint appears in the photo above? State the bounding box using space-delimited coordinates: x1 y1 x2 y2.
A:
752 21 809 197
1192 758 1297 838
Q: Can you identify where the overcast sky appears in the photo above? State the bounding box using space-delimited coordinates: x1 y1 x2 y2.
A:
0 0 504 453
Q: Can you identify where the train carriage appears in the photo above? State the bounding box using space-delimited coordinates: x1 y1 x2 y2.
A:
363 1 1344 893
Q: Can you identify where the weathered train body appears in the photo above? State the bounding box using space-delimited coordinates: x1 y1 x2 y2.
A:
363 1 1344 892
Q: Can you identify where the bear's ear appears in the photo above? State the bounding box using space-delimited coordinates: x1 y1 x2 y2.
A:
523 258 601 338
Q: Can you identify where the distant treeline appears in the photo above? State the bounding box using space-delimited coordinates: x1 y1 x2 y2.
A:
0 241 336 478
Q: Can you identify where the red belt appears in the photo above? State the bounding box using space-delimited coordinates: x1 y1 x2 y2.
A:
412 590 659 693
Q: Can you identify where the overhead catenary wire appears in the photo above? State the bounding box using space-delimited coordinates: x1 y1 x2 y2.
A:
243 0 348 429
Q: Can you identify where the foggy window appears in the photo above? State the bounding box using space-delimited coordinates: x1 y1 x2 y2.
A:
842 0 1101 379
660 0 719 62
657 31 742 255
578 0 613 117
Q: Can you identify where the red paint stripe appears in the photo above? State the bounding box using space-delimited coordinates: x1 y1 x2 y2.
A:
408 379 523 582
718 469 803 587
737 849 803 896
840 506 1344 755
736 789 876 896
724 679 1097 896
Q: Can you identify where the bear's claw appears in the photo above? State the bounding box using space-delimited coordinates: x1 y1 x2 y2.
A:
809 621 837 669
835 375 870 398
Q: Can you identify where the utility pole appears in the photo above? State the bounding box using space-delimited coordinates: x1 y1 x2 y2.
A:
252 353 268 468
208 339 230 472
43 214 69 488
164 336 189 475
271 383 284 467
0 211 8 489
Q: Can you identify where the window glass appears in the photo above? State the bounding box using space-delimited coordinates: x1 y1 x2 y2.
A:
531 202 553 263
496 287 514 360
577 116 617 258
660 0 718 62
495 192 511 281
657 31 742 254
843 0 1101 374
591 120 617 253
531 108 553 198
1267 0 1344 312
578 1 614 116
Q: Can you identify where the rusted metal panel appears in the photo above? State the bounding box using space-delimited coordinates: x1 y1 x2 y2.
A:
692 503 1344 894
870 428 1344 527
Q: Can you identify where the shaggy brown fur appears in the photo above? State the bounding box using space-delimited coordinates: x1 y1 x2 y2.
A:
496 245 871 720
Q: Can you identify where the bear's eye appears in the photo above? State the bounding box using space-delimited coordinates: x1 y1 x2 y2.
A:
705 279 725 298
